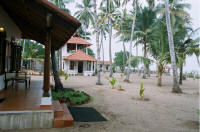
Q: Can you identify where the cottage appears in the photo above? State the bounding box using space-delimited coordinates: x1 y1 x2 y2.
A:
61 35 97 76
0 0 80 129
100 61 114 71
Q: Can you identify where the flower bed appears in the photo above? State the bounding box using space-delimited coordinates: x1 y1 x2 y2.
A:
52 89 92 105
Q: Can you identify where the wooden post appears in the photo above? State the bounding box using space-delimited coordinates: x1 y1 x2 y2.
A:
43 13 52 97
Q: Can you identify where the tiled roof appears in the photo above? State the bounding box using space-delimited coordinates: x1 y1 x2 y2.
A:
100 61 114 65
1 0 81 50
63 50 96 62
66 37 92 46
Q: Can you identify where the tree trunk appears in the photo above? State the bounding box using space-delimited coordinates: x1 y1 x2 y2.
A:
51 48 63 91
122 41 126 72
94 0 101 85
179 64 183 85
101 32 105 73
142 42 147 79
157 64 163 86
109 18 113 77
165 0 182 93
124 0 137 82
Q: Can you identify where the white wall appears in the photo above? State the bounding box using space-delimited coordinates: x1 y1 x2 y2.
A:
0 6 21 91
0 6 21 41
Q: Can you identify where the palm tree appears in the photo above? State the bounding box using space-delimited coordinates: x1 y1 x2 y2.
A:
100 0 121 77
115 9 131 72
148 19 170 86
174 26 200 85
77 27 92 40
23 40 45 70
74 0 94 38
93 0 102 85
49 0 75 90
134 3 156 79
118 0 139 82
98 13 108 72
164 0 181 93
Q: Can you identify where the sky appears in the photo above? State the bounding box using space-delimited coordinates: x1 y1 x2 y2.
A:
67 0 200 73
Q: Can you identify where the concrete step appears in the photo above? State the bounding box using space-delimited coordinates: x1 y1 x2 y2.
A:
52 101 64 118
53 101 73 128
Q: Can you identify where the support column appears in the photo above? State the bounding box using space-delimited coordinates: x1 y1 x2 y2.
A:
91 61 93 71
43 13 52 97
86 47 88 54
94 62 96 73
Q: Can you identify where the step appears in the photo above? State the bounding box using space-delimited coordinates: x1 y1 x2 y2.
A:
53 102 74 128
52 101 64 118
54 114 73 128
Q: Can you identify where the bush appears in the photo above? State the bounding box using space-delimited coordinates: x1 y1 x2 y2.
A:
65 73 68 80
139 81 145 99
58 70 64 76
52 89 91 105
109 77 116 89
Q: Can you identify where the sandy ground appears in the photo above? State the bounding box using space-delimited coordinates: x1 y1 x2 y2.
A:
1 73 199 132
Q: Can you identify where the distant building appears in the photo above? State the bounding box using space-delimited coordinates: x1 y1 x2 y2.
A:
61 35 96 76
100 61 114 71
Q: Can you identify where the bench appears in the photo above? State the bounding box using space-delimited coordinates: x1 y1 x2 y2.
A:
4 72 31 89
14 72 31 89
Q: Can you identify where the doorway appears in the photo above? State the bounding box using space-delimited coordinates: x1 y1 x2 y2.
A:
78 61 83 73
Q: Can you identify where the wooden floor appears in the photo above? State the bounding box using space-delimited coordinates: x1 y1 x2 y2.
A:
0 79 45 111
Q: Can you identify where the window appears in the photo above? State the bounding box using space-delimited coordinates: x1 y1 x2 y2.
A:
87 61 92 71
70 61 74 70
0 31 6 75
6 41 22 72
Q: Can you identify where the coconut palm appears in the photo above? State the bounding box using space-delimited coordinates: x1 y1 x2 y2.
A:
74 0 94 39
115 8 134 72
174 26 200 85
76 27 92 40
49 0 75 90
148 19 170 86
49 0 73 13
121 0 137 82
93 0 102 85
98 13 108 72
134 4 156 79
164 0 181 93
100 0 121 77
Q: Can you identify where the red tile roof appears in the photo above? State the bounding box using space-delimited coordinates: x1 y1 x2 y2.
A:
63 50 96 62
66 37 92 46
100 61 114 65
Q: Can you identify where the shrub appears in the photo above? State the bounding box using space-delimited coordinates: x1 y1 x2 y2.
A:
118 85 125 91
52 89 91 105
65 73 68 80
58 70 64 76
109 77 116 89
139 81 145 99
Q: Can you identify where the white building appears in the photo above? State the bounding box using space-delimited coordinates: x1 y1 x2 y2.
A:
61 35 96 76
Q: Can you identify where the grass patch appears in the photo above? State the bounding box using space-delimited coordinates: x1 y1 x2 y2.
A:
52 89 92 105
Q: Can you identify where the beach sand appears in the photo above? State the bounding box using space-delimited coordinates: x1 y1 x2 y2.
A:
1 73 199 132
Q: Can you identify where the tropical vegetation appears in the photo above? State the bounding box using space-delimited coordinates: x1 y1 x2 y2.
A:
33 0 199 93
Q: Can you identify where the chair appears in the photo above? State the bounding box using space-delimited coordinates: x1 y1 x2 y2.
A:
14 72 31 89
